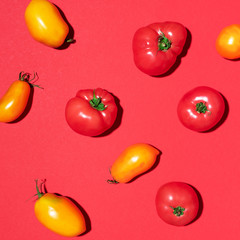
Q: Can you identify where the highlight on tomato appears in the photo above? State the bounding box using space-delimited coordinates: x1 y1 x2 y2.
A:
216 24 240 59
34 179 87 237
25 0 72 48
177 86 225 132
65 88 118 137
0 72 41 123
132 21 187 76
155 182 200 226
108 143 160 184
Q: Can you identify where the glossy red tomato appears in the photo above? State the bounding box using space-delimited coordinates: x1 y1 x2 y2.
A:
65 88 118 136
155 182 199 226
132 22 187 76
177 86 225 132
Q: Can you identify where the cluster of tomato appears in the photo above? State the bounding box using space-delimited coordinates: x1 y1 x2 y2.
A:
1 0 238 237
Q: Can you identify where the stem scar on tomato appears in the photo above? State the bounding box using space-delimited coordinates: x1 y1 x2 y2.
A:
195 102 211 114
170 206 185 217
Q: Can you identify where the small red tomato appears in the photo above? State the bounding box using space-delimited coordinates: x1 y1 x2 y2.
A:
177 86 225 132
108 143 160 183
65 88 118 136
155 182 199 226
132 21 187 76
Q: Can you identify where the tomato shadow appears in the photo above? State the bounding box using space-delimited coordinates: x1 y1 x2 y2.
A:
228 57 240 61
66 196 92 236
7 86 35 123
93 93 123 137
203 93 229 133
54 4 75 50
186 184 203 225
126 147 162 183
155 28 192 78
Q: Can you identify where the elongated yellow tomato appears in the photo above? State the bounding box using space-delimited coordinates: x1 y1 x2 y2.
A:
25 0 69 48
0 72 39 123
34 180 86 237
109 143 160 183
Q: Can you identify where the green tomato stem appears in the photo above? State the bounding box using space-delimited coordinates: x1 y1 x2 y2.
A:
170 206 185 217
35 179 44 199
107 179 119 184
89 90 107 111
158 33 171 51
19 72 43 89
196 102 211 114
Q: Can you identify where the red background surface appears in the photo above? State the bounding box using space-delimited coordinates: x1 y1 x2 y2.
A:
0 0 240 239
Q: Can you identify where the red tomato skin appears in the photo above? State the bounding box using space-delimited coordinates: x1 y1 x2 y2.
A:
132 22 187 76
177 86 225 132
155 182 199 226
65 88 118 136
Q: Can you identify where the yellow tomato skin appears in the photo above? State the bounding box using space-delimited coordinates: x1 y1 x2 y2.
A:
25 0 69 48
216 24 240 59
0 80 30 123
110 143 159 183
34 193 86 237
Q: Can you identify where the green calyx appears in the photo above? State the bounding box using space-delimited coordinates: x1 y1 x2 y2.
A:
196 102 211 114
89 90 107 111
35 179 44 199
19 71 43 89
107 179 119 184
170 206 185 217
158 33 171 51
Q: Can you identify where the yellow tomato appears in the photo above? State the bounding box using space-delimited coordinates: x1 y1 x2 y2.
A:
109 143 160 183
25 0 69 48
34 180 86 237
216 24 240 59
0 72 37 123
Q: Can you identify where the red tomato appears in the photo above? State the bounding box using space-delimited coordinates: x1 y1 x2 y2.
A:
155 182 199 226
177 86 225 132
132 22 187 76
65 88 118 136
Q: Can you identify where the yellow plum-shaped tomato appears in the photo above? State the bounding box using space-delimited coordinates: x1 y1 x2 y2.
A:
109 143 160 183
34 180 86 237
0 72 40 123
25 0 70 48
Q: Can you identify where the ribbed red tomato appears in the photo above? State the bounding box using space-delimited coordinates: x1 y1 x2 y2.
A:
65 88 118 136
132 21 187 76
